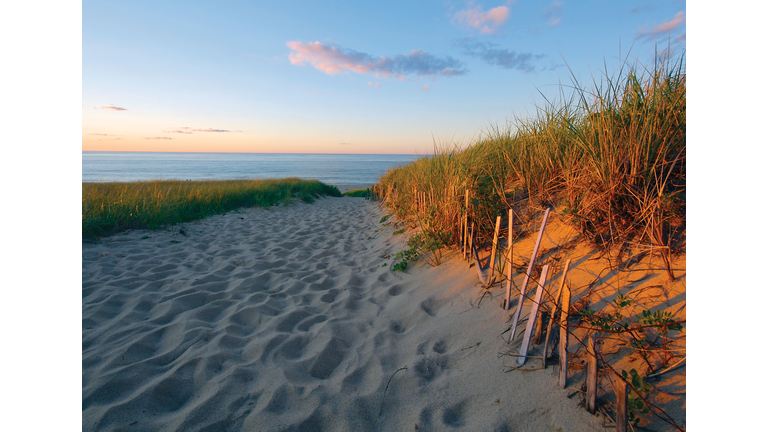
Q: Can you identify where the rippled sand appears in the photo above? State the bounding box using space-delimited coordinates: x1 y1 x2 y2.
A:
82 197 606 431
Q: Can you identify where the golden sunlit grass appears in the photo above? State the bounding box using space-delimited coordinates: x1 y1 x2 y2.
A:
342 188 370 197
82 177 341 239
377 50 685 264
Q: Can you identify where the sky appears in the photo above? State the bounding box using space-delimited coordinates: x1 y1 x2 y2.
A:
82 0 686 154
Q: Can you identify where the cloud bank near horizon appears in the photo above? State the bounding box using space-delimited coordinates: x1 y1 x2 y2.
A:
95 105 128 111
287 41 467 79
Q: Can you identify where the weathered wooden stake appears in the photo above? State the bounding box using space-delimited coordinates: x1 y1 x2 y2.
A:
463 189 469 260
532 309 544 345
558 283 571 388
508 208 551 341
503 209 514 309
517 265 549 364
587 335 598 414
487 215 501 286
543 259 571 368
468 221 475 268
616 374 628 432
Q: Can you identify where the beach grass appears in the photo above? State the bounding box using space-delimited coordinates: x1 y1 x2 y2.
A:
342 188 370 197
377 50 685 262
82 177 341 239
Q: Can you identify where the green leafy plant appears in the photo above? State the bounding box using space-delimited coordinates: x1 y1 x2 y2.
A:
392 260 408 272
393 228 406 235
578 294 684 373
392 246 419 272
621 369 652 426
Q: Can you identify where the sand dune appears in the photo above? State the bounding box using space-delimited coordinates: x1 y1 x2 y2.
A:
83 197 612 431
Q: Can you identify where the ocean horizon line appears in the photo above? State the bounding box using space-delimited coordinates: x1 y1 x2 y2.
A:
82 150 425 156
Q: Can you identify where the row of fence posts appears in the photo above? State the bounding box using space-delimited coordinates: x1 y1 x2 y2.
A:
373 183 628 429
365 186 380 201
453 187 630 432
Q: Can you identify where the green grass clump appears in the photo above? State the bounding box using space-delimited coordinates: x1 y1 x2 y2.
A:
82 177 341 239
376 49 685 263
342 188 370 197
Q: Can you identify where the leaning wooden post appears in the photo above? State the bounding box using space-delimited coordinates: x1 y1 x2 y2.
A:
508 208 551 342
517 264 549 365
503 209 514 309
487 215 501 287
462 189 469 260
543 259 571 368
615 374 628 432
587 334 598 414
468 222 475 268
558 283 571 388
532 309 544 346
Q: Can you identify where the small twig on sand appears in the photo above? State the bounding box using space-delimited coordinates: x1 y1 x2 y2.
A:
460 342 481 351
379 367 407 417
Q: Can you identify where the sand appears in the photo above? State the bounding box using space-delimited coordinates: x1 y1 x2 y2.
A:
82 196 684 431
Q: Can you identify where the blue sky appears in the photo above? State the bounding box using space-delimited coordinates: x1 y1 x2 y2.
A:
82 0 686 154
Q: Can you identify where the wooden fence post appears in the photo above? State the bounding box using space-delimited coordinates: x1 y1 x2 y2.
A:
463 189 469 261
517 265 549 365
532 309 544 346
587 334 598 414
468 222 475 268
543 259 571 368
503 209 514 309
558 283 571 389
508 208 551 341
616 374 628 432
487 215 501 287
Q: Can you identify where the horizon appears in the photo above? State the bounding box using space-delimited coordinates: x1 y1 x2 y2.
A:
82 150 425 156
83 1 686 154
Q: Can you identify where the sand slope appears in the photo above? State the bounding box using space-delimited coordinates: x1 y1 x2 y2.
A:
83 197 608 431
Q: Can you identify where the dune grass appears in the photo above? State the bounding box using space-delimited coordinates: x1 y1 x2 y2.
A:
342 188 370 197
82 177 341 239
376 50 685 268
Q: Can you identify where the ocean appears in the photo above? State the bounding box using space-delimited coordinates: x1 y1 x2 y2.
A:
82 152 421 185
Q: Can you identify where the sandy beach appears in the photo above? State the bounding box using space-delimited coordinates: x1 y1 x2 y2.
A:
82 196 684 431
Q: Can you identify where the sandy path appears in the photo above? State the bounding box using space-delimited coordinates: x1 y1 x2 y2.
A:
82 197 604 431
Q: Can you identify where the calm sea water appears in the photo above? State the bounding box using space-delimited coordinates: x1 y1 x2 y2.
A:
82 152 421 185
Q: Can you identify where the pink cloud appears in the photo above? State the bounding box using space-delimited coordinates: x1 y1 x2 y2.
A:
288 41 369 75
144 137 173 140
164 130 193 134
287 41 467 79
422 84 430 92
452 5 510 34
368 82 382 87
639 11 686 40
547 17 561 27
95 105 128 111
